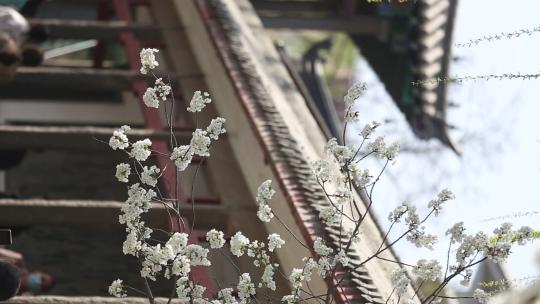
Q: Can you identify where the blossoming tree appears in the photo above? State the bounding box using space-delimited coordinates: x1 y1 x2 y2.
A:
106 49 536 304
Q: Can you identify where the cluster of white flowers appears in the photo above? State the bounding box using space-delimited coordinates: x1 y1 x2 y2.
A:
206 229 225 249
108 279 126 298
119 183 155 255
246 241 270 267
217 288 236 304
170 145 192 171
413 259 442 281
343 82 366 108
261 264 276 290
267 233 285 252
170 119 225 171
190 129 211 157
356 168 371 187
130 139 152 161
139 48 159 74
143 78 171 108
311 159 331 183
388 202 410 223
446 222 465 243
140 165 160 187
206 117 226 140
314 237 333 257
230 232 250 257
367 136 400 161
176 277 206 303
473 289 490 304
360 121 380 138
187 91 211 112
390 268 410 296
115 163 130 183
325 138 354 166
256 180 275 222
428 188 455 216
109 125 130 150
237 273 256 303
407 226 438 249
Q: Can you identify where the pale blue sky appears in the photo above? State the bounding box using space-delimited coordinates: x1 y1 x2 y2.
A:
352 0 540 287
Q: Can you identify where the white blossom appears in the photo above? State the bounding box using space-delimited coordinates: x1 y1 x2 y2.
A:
388 202 409 222
356 169 371 187
206 229 225 249
282 295 296 304
317 256 334 277
473 289 490 304
413 259 442 281
289 268 304 289
515 226 535 245
335 250 349 267
187 91 211 112
185 244 210 266
176 277 206 302
143 87 159 108
141 243 173 280
428 188 455 216
367 136 386 158
256 180 275 204
166 233 189 253
360 121 380 138
407 227 438 249
206 117 226 140
456 232 488 266
190 129 211 157
115 163 130 183
446 222 465 243
140 48 159 74
257 203 273 222
268 233 285 252
344 82 366 107
109 125 130 150
237 273 255 303
390 268 410 296
140 165 160 187
319 205 340 225
256 180 275 222
313 237 333 257
230 232 250 257
142 78 171 109
218 288 237 304
302 257 318 279
176 276 190 300
170 145 193 171
260 264 276 290
311 160 331 183
325 138 354 165
384 142 400 161
130 138 152 161
108 279 126 297
171 255 190 277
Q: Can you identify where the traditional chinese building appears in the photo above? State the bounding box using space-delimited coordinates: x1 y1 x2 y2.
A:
0 0 458 303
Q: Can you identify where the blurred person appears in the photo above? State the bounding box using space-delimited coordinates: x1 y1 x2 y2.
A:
0 31 20 80
0 4 45 79
0 248 55 295
0 260 20 301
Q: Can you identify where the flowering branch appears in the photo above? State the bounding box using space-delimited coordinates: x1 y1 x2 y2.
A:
104 49 537 304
